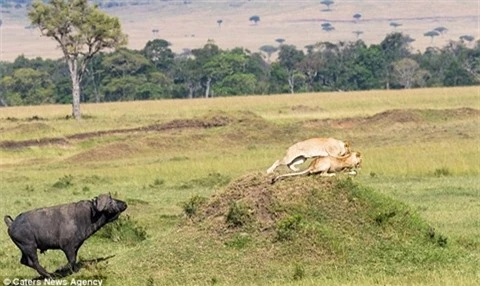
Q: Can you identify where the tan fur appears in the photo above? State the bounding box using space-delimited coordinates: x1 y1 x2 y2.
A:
266 137 351 174
272 152 362 183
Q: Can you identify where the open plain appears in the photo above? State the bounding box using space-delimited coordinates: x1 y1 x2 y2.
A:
0 86 479 285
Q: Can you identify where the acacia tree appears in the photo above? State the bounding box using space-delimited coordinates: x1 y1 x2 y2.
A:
320 0 334 11
28 0 127 119
424 31 440 43
249 15 260 25
259 45 278 62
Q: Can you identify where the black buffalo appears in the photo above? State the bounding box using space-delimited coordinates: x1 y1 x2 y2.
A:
4 194 127 277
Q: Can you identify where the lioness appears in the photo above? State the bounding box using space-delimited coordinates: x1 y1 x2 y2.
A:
271 151 362 184
266 137 351 174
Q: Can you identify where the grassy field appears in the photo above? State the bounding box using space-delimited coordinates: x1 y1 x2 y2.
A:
0 86 479 285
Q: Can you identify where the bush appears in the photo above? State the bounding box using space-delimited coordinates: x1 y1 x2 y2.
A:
182 195 207 218
276 214 303 241
149 178 165 188
434 167 451 177
95 215 147 245
224 234 251 249
52 174 74 189
226 202 251 227
25 185 35 192
292 264 305 280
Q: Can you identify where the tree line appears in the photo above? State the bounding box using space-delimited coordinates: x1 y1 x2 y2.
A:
1 33 479 107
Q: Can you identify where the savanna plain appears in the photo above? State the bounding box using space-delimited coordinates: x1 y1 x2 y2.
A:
0 86 479 285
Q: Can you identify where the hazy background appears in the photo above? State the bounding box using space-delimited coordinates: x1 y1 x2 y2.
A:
0 0 478 62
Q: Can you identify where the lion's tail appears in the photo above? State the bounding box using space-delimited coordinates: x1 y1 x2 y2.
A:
271 169 311 184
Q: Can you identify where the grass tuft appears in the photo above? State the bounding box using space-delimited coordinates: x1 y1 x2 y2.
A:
95 215 147 245
182 195 207 218
226 202 252 227
52 174 74 189
433 167 451 177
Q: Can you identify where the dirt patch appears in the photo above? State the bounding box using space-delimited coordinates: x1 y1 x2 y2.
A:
192 172 358 237
196 173 277 233
290 105 326 113
0 137 68 149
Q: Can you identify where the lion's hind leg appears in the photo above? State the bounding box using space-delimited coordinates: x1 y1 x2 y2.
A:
287 156 306 172
267 160 281 174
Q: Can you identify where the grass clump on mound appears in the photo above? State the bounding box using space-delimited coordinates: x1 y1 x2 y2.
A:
185 173 464 279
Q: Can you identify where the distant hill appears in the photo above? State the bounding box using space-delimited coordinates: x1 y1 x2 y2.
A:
0 0 478 61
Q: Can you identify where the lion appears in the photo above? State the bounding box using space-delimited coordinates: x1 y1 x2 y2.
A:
271 151 362 184
266 137 351 174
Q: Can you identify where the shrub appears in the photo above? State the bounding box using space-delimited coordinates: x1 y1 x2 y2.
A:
374 211 397 225
52 174 74 189
182 195 207 218
427 227 448 247
25 185 35 192
95 215 147 245
434 167 451 177
224 234 251 249
149 178 165 188
226 202 251 227
292 263 305 280
276 214 303 241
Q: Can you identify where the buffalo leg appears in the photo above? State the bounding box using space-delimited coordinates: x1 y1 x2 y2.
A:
63 246 79 273
20 245 51 277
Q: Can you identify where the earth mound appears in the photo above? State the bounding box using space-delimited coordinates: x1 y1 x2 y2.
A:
307 107 480 129
188 173 453 265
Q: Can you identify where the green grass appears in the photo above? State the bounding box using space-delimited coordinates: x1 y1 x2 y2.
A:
0 87 479 285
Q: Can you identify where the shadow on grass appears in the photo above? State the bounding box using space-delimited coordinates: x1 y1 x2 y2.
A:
32 255 114 280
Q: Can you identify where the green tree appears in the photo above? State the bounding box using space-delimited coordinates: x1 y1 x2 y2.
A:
203 49 250 96
278 45 305 94
142 39 175 71
102 48 151 77
380 32 413 88
216 73 257 95
28 0 127 119
0 68 55 105
100 49 153 101
191 41 221 97
173 57 202 99
298 50 323 91
244 52 271 94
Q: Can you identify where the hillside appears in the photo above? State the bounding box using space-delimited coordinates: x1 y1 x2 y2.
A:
118 173 469 285
1 0 478 61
